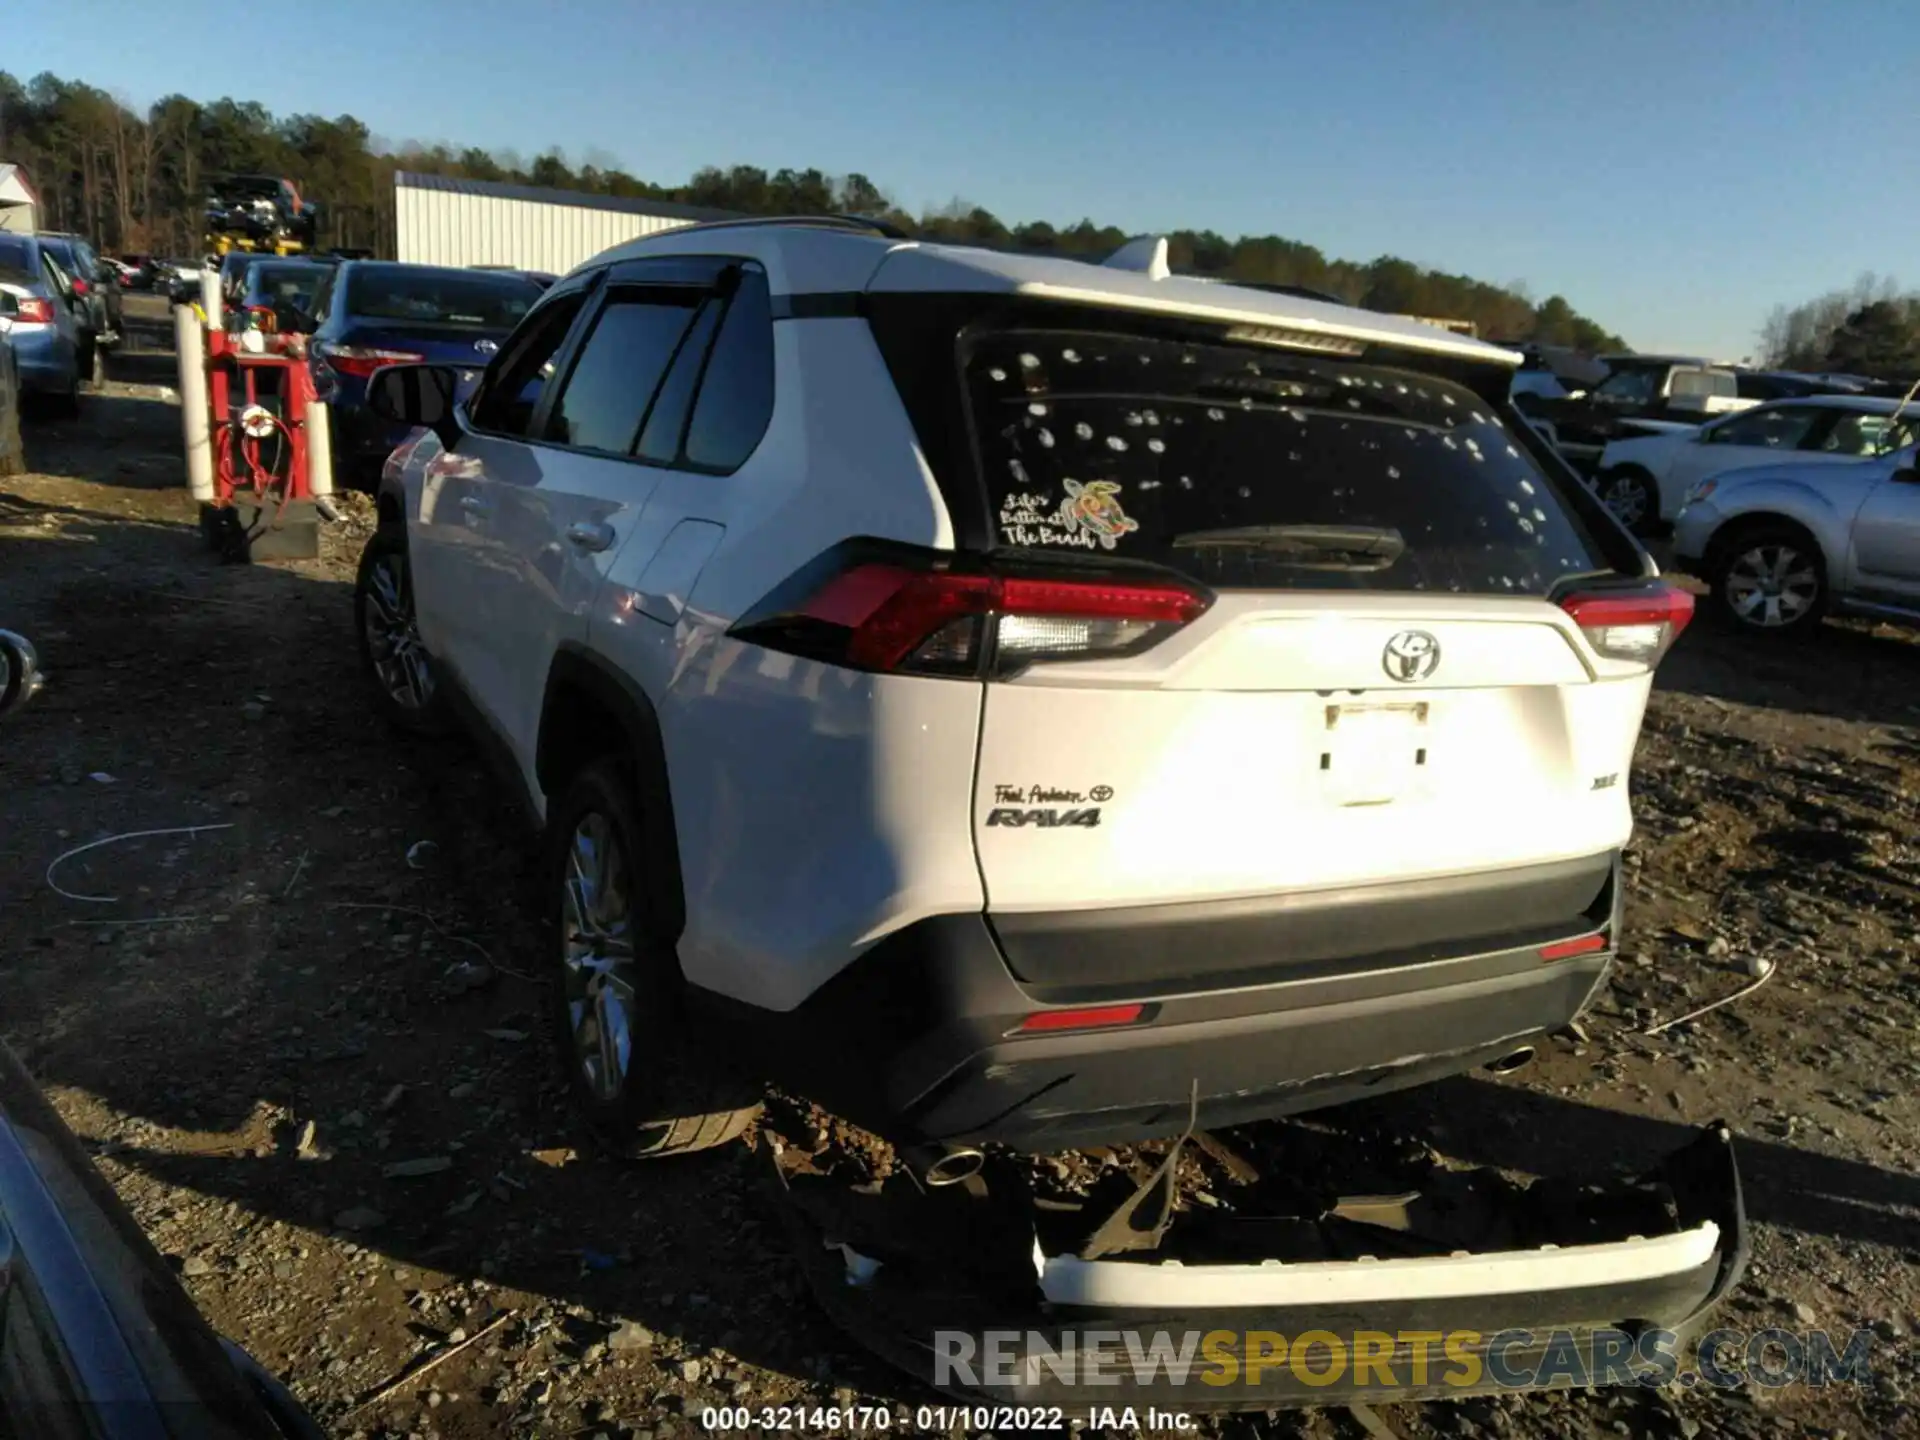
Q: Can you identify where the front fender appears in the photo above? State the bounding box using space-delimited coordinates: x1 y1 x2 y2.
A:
1698 473 1854 564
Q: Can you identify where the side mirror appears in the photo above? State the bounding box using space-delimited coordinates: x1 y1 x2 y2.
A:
0 631 44 718
367 362 461 444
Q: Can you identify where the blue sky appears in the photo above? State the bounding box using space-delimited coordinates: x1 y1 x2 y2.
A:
8 0 1915 357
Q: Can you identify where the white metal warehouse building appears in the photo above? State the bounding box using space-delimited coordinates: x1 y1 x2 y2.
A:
394 172 740 273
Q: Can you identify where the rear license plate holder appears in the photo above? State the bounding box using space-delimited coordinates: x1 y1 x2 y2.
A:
1323 700 1429 805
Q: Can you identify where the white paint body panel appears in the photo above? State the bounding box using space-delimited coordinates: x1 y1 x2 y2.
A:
976 595 1646 914
1036 1222 1721 1308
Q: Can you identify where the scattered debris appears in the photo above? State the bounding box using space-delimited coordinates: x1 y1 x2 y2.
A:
383 1156 454 1179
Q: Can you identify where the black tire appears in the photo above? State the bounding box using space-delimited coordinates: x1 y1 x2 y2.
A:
353 522 453 734
1706 522 1828 637
545 757 761 1158
1595 467 1660 536
52 377 81 420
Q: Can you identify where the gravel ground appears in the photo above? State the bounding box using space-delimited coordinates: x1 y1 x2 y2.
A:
0 295 1916 1440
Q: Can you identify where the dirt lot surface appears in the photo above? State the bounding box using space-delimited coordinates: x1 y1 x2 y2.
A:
1 295 1916 1440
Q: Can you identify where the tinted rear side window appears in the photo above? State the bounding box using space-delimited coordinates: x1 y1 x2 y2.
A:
545 292 702 454
683 267 775 471
963 329 1606 595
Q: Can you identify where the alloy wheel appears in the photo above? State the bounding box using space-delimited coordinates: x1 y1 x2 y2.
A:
561 812 639 1102
1725 544 1819 628
1600 473 1650 529
361 552 434 709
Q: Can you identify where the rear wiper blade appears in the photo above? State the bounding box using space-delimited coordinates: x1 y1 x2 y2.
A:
1173 524 1406 570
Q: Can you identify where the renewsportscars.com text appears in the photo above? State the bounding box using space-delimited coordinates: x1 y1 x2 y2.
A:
934 1326 1876 1393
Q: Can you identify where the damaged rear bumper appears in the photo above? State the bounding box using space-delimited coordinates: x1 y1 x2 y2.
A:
776 1122 1749 1412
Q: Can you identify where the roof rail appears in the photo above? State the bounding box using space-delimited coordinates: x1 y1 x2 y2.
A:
673 213 912 240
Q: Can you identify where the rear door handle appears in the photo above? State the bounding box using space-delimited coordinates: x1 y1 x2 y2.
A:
566 521 616 553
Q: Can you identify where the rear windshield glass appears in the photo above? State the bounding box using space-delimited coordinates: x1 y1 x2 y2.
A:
346 269 539 329
248 267 324 305
963 328 1606 595
0 236 32 271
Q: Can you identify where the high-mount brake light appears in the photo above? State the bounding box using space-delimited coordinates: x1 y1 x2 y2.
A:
1560 584 1694 668
731 555 1212 678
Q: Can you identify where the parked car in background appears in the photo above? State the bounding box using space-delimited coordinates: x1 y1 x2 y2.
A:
230 258 332 333
1526 354 1756 471
1593 395 1920 533
1731 368 1859 403
36 232 121 357
301 260 543 489
470 263 560 291
0 294 24 476
0 241 85 415
1671 427 1920 633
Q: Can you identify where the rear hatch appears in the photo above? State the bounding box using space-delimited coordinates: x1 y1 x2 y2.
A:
871 305 1683 993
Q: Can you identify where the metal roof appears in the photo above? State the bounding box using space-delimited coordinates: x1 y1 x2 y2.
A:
393 171 741 224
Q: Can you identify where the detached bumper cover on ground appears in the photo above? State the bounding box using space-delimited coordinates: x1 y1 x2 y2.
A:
776 1121 1749 1412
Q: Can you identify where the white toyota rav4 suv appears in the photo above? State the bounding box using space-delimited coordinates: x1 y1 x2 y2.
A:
355 217 1694 1161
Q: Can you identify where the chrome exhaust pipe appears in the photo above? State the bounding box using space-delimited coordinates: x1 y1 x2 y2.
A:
903 1142 987 1188
1484 1045 1537 1076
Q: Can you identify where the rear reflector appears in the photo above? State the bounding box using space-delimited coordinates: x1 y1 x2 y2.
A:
1560 584 1694 668
731 549 1212 679
1539 933 1608 961
1016 1004 1146 1034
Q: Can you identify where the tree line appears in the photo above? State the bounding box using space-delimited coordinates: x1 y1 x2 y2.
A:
1759 273 1920 385
1 69 1628 350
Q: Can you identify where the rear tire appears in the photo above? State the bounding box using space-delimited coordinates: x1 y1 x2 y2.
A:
353 522 453 734
545 758 761 1159
1706 523 1827 636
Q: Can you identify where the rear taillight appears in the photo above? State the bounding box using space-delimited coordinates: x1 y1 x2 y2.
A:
1560 583 1695 668
70 278 89 296
16 297 55 325
730 549 1213 678
319 344 425 378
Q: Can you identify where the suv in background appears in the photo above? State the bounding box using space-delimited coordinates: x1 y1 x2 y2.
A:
1671 432 1920 634
1528 354 1755 470
36 233 121 363
354 216 1695 1163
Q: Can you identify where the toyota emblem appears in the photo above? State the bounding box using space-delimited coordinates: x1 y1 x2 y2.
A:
1382 630 1441 682
474 338 498 355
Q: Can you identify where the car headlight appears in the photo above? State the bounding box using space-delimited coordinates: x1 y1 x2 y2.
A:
1686 478 1718 504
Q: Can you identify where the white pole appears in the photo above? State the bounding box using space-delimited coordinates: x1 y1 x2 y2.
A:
199 267 223 332
305 399 335 497
174 303 214 502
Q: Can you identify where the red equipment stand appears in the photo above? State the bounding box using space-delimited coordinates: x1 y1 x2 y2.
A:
198 325 324 562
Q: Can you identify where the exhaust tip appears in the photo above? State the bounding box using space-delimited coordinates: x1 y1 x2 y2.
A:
1485 1045 1537 1076
920 1145 986 1188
